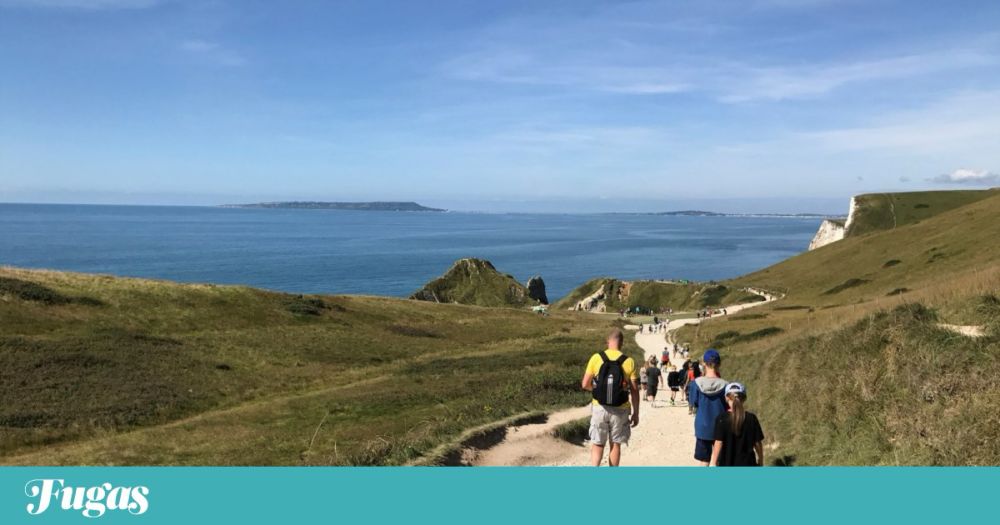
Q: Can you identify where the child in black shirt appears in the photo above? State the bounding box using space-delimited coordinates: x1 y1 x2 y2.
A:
710 382 764 467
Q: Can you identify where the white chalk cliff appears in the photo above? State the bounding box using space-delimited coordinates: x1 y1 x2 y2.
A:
808 219 846 250
808 197 856 251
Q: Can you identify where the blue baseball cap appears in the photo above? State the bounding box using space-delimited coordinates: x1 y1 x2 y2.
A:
703 349 721 365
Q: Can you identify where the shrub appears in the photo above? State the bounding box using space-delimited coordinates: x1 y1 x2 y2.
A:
286 295 329 316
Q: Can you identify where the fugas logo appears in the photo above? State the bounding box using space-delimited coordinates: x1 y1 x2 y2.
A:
25 479 149 518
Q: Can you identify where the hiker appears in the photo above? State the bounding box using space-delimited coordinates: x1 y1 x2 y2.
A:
640 362 649 394
581 329 640 467
688 349 728 466
661 347 671 367
710 382 764 467
689 359 701 379
645 358 661 403
666 365 683 405
684 359 699 411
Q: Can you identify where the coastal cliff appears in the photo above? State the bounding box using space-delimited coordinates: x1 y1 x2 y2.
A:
807 189 998 251
808 218 847 250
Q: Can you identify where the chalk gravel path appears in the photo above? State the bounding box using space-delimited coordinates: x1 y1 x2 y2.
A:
470 291 775 466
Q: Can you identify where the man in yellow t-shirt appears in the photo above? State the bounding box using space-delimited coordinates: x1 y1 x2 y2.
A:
580 328 640 466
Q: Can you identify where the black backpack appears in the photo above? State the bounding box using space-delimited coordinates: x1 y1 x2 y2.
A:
593 352 630 407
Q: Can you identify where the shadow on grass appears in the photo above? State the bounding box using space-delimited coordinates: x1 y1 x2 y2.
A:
0 277 104 306
771 455 797 467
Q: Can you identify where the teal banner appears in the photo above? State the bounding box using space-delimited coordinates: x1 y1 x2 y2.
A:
1 467 994 523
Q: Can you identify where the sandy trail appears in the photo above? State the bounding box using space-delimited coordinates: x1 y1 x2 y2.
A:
470 290 776 466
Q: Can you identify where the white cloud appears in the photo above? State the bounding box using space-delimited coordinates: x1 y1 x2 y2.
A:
179 39 246 67
705 90 1000 189
790 90 1000 153
445 43 995 103
719 49 994 102
751 0 856 8
442 4 999 103
929 169 1000 185
490 125 667 149
0 0 160 9
602 82 691 95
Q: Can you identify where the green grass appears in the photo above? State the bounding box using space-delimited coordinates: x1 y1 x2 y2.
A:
822 278 870 295
671 191 1000 465
724 304 1000 465
0 276 104 306
709 326 783 349
0 267 625 466
553 279 762 312
846 189 999 237
552 417 590 445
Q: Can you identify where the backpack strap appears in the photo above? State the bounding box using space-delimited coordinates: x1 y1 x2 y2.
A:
614 354 627 365
599 351 610 363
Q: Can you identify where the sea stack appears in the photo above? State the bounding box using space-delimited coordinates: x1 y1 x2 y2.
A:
526 276 548 305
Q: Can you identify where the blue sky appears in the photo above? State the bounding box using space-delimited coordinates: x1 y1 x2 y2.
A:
1 0 999 213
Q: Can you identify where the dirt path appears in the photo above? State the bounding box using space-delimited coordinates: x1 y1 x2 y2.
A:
469 291 776 466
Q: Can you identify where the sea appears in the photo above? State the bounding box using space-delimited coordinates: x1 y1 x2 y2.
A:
0 204 822 300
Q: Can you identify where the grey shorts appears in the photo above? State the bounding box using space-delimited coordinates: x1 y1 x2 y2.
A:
589 404 631 445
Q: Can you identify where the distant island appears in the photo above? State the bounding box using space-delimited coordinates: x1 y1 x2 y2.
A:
222 201 446 212
655 210 727 216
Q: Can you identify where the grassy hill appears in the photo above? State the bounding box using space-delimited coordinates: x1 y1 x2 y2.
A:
740 191 1000 303
0 267 632 465
846 189 999 237
553 278 763 312
410 258 535 308
676 192 1000 465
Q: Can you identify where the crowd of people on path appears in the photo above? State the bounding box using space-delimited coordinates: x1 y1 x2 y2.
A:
696 308 727 319
581 326 765 467
638 316 668 334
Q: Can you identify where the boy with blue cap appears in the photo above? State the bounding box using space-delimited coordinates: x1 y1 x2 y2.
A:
687 348 727 465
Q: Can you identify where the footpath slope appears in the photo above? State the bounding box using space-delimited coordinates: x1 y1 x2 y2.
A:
469 292 774 466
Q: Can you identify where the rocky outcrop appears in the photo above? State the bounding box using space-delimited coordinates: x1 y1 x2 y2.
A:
808 219 846 250
525 276 548 305
843 196 858 233
410 258 535 308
